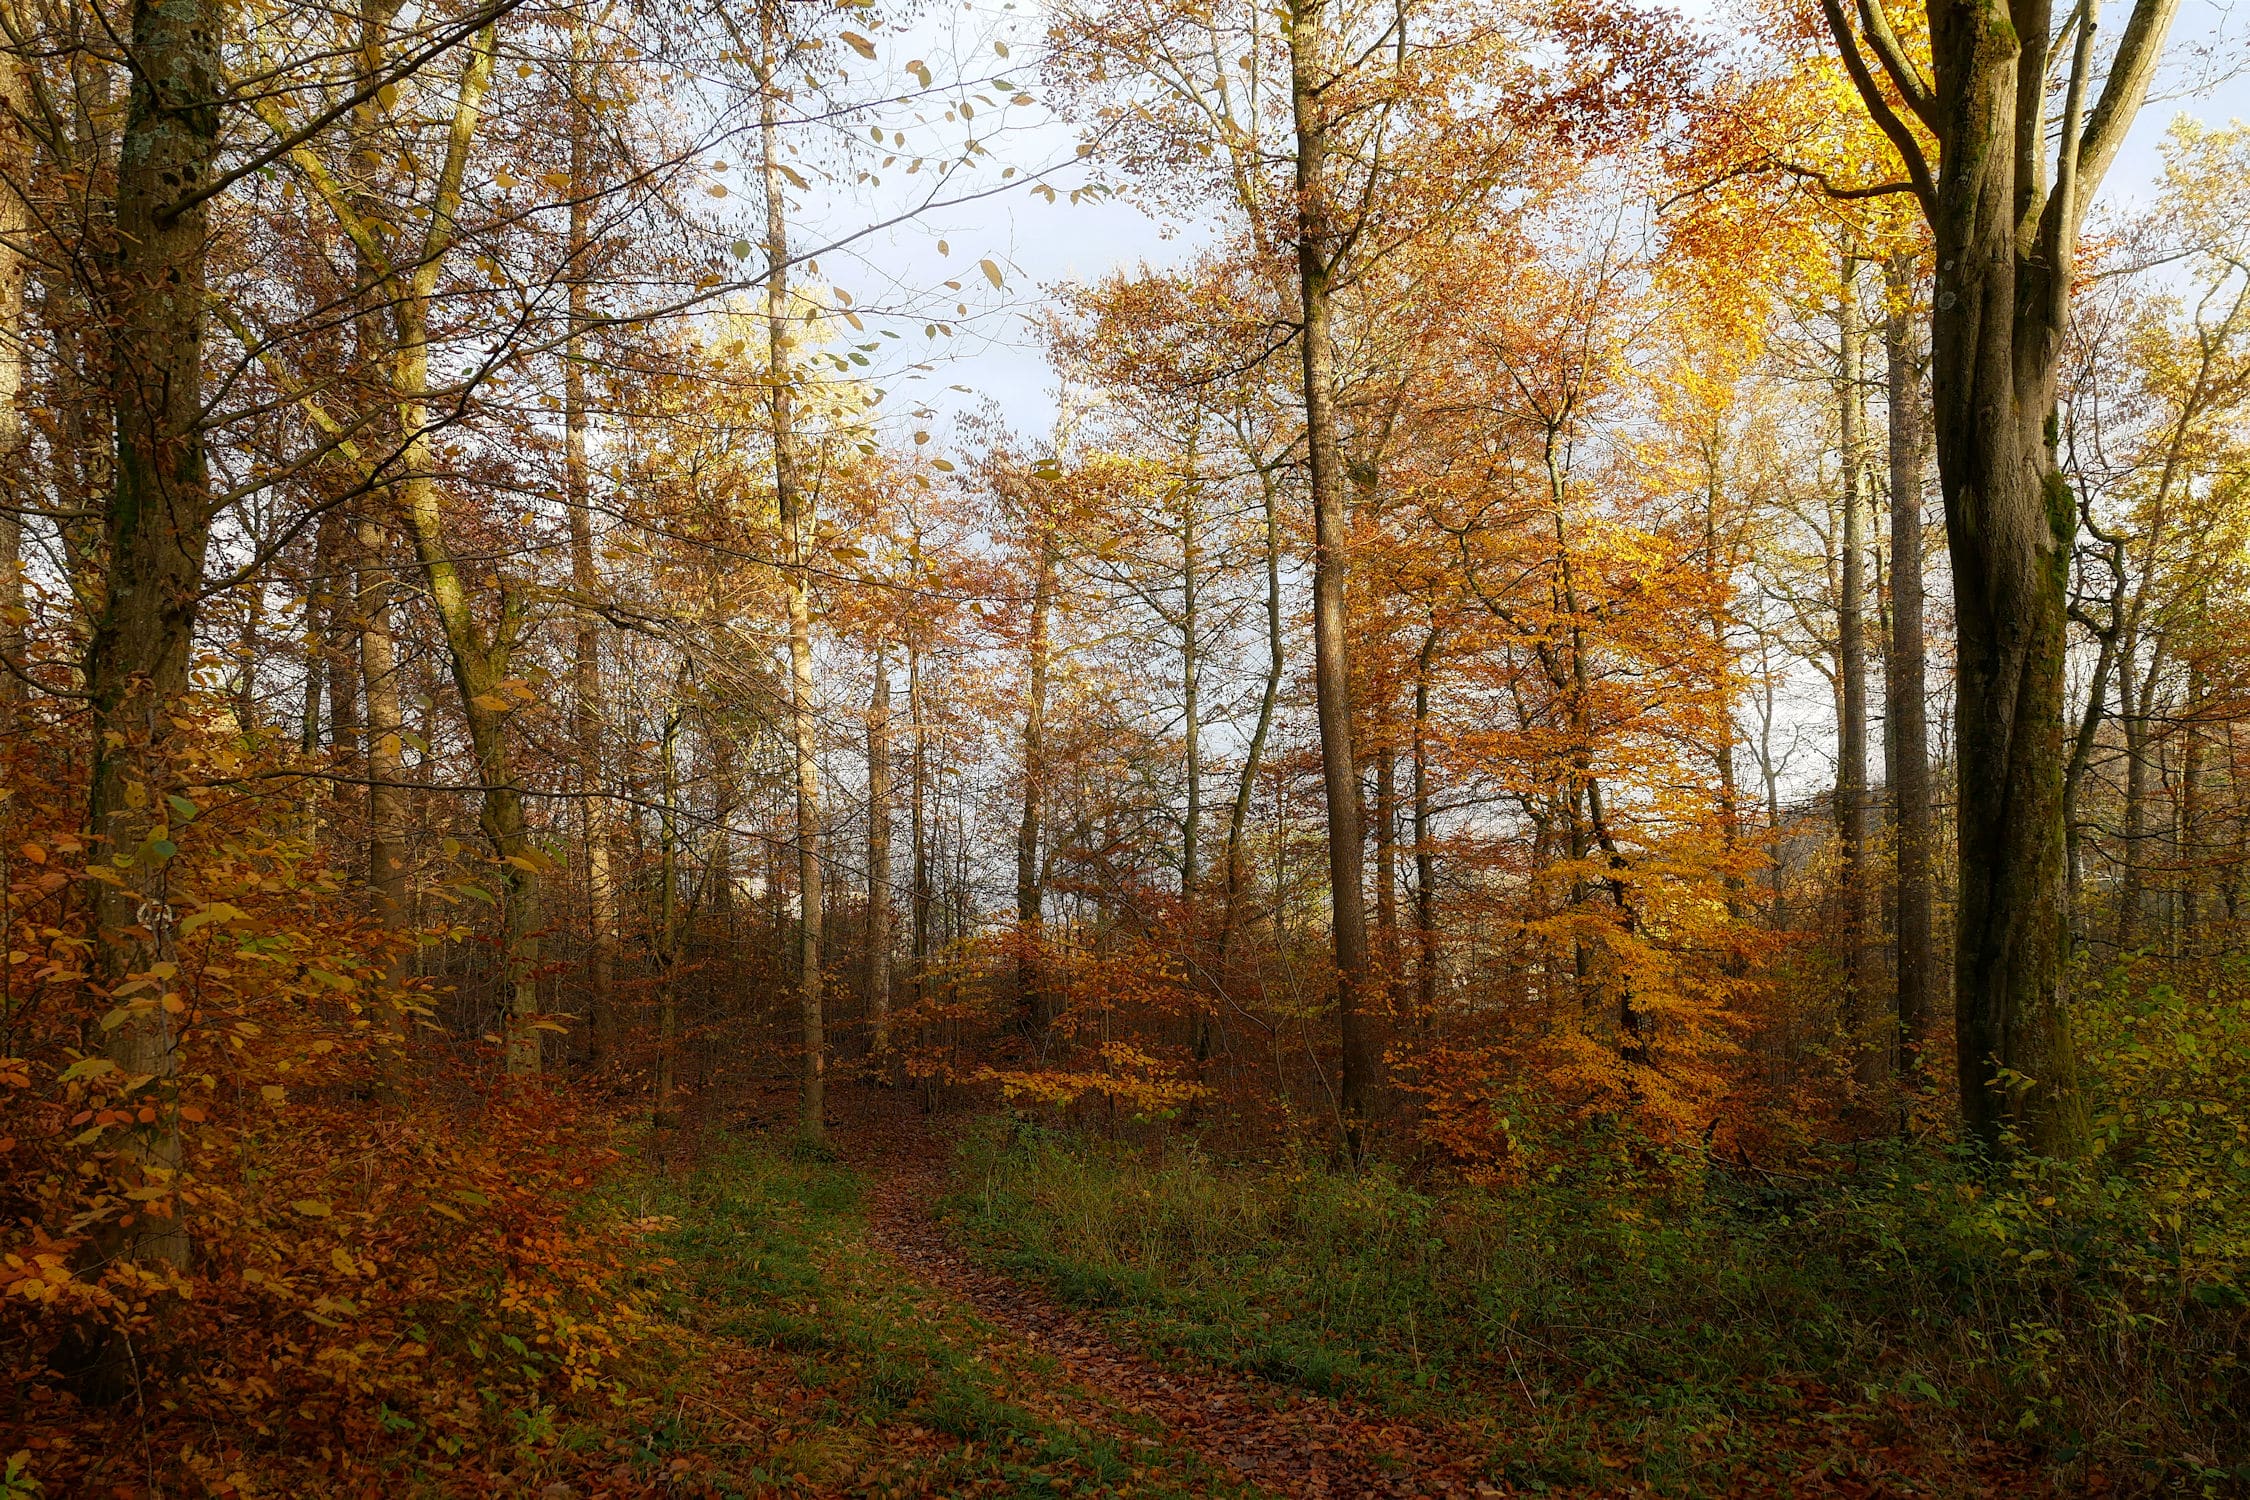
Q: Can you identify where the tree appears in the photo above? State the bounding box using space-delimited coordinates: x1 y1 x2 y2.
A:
1818 0 2180 1154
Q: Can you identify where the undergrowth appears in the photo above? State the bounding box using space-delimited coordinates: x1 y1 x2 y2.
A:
952 964 2250 1498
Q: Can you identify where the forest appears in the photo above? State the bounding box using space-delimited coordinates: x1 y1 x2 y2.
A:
0 0 2246 1491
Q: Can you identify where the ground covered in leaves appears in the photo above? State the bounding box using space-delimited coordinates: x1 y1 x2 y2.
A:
21 1081 2237 1496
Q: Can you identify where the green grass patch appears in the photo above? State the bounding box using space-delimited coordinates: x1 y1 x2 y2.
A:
613 1134 1257 1498
950 1117 2249 1495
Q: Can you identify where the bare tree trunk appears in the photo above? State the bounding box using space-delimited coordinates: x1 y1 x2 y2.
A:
1017 534 1055 1031
1884 254 1937 1077
1219 460 1284 965
867 641 893 1052
759 6 823 1142
564 26 616 1063
908 623 930 998
358 519 408 957
1180 485 1201 899
1289 0 1376 1151
381 25 537 1076
653 700 682 1132
0 22 29 723
1836 251 1872 1058
80 0 225 1328
1412 626 1439 1026
2181 659 2204 949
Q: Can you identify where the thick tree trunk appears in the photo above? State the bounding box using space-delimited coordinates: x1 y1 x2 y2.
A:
1289 0 1376 1150
1824 0 2179 1161
1928 88 2083 1154
867 643 893 1052
1884 255 1937 1077
79 0 225 1322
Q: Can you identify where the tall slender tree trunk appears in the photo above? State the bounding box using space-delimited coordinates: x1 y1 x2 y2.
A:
0 24 30 722
81 0 225 1319
1289 0 1375 1150
2180 658 2204 949
564 29 616 1063
653 701 683 1132
1884 255 1937 1077
1180 485 1201 900
352 0 408 993
1412 627 1439 1026
759 7 824 1142
867 642 893 1052
1219 461 1285 967
1836 252 1872 1056
1017 534 1055 1031
358 521 408 949
908 623 930 999
384 25 536 1075
2118 633 2154 949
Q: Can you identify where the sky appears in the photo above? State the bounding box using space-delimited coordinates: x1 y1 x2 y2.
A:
787 0 2249 439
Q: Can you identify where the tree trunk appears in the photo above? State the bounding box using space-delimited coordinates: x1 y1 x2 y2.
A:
2180 659 2204 949
759 8 824 1143
382 24 534 1075
867 641 893 1052
1836 251 1872 1055
1017 533 1055 1031
358 518 408 965
908 622 930 1000
1289 0 1376 1151
0 25 29 723
653 700 683 1132
81 0 226 1317
1884 254 1937 1077
1180 485 1201 900
565 21 617 1064
1413 627 1439 1026
1219 460 1285 967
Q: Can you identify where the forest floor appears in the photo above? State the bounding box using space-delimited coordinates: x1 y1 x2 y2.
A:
566 1088 2059 1500
583 1088 1493 1499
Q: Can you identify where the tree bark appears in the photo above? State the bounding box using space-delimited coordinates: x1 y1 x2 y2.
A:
1884 254 1937 1077
1821 0 2180 1154
867 641 893 1052
564 25 616 1063
380 24 538 1076
0 22 30 723
759 5 824 1143
1289 0 1376 1151
1413 626 1439 1027
1836 251 1872 1054
1017 531 1055 1031
82 0 226 1311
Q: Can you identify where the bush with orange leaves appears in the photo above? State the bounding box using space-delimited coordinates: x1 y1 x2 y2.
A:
0 729 657 1496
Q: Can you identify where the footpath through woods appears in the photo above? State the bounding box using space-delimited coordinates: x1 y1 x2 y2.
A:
621 1088 2060 1500
837 1099 1497 1499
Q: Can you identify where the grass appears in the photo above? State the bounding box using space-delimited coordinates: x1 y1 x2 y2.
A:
567 1134 1258 1498
949 1116 2250 1496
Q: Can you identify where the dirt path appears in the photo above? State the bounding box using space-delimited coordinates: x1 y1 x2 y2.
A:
836 1102 1499 1499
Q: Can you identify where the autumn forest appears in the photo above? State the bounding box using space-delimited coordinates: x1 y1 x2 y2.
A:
1 0 2247 1491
